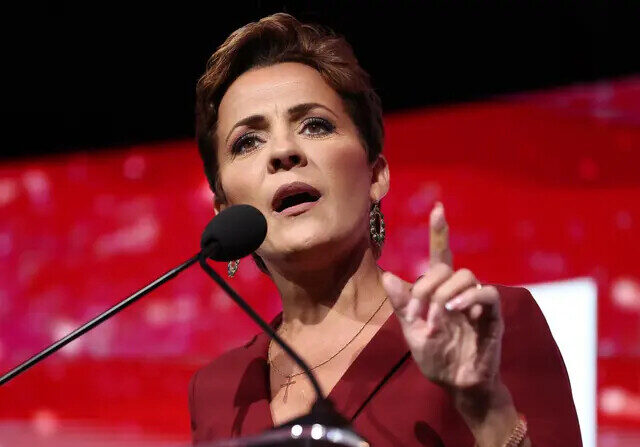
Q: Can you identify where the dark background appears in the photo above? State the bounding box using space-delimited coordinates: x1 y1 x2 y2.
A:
2 0 639 159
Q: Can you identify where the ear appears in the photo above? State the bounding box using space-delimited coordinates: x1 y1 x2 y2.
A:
369 154 390 202
212 175 229 216
213 194 227 216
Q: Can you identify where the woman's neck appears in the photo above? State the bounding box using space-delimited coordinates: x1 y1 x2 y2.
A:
267 240 387 334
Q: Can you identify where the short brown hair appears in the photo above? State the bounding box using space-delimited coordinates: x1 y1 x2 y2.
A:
195 12 384 198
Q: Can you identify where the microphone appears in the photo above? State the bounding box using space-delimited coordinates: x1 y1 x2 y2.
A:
0 204 266 386
201 204 267 261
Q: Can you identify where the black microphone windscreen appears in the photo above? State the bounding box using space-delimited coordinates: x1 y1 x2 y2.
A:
200 204 267 261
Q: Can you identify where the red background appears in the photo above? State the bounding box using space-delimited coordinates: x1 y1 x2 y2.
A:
1 78 639 445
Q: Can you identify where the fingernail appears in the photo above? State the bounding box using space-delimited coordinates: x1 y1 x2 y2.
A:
444 301 454 311
445 296 463 311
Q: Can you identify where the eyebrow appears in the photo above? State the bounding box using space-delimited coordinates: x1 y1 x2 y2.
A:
224 102 338 144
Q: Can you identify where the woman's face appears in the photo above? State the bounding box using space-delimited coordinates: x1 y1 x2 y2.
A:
215 62 388 269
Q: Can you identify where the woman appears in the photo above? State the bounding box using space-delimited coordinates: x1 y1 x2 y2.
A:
189 13 582 446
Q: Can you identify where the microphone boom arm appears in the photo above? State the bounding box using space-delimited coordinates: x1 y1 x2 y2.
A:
0 253 200 386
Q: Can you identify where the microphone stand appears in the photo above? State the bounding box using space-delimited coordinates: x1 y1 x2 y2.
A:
1 241 361 443
0 254 200 386
198 251 349 428
0 204 263 386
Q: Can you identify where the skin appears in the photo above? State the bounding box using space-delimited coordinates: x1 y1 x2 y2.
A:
214 62 529 446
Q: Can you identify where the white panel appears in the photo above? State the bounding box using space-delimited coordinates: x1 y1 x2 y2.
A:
521 277 597 447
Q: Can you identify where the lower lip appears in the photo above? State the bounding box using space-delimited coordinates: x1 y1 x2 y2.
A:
275 199 320 216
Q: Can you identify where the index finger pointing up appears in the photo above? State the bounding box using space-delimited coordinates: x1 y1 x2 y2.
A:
429 202 453 268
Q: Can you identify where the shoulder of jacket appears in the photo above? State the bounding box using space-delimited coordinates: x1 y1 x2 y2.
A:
194 332 263 377
485 283 540 321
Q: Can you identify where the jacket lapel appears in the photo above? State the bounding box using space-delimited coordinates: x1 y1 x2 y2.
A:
326 313 411 421
231 330 274 435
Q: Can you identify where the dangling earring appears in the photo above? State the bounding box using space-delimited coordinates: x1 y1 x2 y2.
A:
227 259 240 278
369 201 385 247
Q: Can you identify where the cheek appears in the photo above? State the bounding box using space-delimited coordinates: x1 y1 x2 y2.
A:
218 161 263 206
325 143 371 198
319 142 373 235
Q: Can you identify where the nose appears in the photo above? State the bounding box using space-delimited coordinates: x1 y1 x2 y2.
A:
268 137 307 173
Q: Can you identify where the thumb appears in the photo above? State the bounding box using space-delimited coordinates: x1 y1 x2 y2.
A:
382 271 412 313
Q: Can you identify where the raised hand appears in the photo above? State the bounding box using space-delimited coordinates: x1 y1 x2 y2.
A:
382 203 523 445
382 202 504 391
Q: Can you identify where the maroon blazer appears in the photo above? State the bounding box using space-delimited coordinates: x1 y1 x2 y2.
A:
189 285 583 446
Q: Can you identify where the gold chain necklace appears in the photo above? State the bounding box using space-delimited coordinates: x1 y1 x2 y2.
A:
268 295 388 403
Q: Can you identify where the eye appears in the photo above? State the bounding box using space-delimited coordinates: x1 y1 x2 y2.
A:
232 133 262 154
300 117 335 137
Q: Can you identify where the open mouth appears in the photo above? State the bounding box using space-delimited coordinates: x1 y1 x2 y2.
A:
272 182 322 214
275 192 320 212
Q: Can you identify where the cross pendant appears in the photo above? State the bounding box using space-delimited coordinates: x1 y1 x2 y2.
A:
280 375 296 403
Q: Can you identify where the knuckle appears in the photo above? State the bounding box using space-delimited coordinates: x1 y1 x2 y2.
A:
485 285 499 298
412 276 435 298
433 262 453 276
434 286 454 304
411 278 427 296
433 288 449 303
456 268 476 283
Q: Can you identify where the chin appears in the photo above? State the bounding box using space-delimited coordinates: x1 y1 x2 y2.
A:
265 221 360 269
280 224 332 256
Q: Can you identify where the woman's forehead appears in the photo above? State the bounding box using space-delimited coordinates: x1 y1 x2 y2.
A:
218 63 344 127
